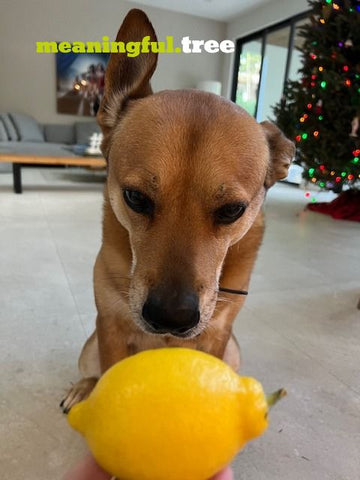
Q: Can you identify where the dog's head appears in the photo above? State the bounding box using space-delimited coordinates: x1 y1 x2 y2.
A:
98 9 295 339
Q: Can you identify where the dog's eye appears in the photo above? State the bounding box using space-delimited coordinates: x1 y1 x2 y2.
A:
123 189 154 215
214 203 246 225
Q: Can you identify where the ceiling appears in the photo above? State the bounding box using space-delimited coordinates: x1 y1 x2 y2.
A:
135 0 275 22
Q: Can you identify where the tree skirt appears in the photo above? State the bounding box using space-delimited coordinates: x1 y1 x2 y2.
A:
307 190 360 222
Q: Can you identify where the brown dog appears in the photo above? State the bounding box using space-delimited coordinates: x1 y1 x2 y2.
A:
61 9 294 412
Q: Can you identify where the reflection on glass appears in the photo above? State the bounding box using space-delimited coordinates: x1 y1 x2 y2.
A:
288 18 311 81
235 39 262 116
256 26 291 122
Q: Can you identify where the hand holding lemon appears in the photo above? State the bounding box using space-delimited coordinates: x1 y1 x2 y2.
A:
67 348 285 480
64 455 233 480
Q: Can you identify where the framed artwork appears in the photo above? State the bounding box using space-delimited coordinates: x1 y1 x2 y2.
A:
56 52 109 116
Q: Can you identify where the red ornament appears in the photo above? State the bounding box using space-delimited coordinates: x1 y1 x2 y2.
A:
319 165 325 170
295 135 301 142
343 65 349 71
307 103 312 109
335 177 341 182
345 79 351 86
348 174 354 180
305 192 311 198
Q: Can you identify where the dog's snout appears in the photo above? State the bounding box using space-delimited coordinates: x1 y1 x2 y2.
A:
142 289 200 335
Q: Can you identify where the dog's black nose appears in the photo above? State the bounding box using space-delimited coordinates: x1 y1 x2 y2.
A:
142 289 200 335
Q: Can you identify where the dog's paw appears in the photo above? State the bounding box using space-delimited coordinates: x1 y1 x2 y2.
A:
60 377 98 414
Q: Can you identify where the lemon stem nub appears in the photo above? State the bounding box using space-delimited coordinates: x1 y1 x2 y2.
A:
266 388 287 409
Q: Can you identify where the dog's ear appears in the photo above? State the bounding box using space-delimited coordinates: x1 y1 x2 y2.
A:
97 9 158 158
260 121 295 188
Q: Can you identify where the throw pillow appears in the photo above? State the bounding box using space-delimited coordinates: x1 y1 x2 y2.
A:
0 118 8 141
0 113 18 141
10 112 44 142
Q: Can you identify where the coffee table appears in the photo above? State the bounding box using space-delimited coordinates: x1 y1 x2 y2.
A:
0 153 106 193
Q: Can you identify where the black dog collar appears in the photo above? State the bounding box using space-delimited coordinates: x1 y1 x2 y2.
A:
218 287 248 296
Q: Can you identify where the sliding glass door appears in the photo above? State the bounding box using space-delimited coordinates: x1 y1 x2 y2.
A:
256 26 291 122
234 38 262 116
231 12 311 122
287 18 311 81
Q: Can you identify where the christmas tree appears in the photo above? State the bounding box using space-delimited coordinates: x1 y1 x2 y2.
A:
273 0 360 192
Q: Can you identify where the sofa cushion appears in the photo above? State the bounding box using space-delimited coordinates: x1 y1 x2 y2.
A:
0 141 76 157
0 118 8 141
44 123 75 145
75 121 100 145
10 113 44 142
0 113 18 141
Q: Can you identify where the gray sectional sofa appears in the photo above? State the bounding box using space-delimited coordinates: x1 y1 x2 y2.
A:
0 112 101 172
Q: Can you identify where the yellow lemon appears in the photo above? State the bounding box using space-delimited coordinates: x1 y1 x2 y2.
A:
68 348 285 480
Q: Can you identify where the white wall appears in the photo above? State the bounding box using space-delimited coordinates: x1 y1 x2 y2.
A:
222 0 309 99
0 0 226 124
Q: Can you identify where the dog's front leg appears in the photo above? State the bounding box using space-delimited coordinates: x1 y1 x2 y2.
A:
60 328 101 413
207 214 265 372
96 313 133 373
223 333 241 372
60 313 131 413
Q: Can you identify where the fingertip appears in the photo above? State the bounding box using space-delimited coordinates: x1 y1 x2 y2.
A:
63 455 111 480
211 466 234 480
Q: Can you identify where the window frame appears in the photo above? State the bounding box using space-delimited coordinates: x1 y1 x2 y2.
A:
230 10 312 119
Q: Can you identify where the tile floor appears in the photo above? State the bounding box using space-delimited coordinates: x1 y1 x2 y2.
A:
0 168 359 480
